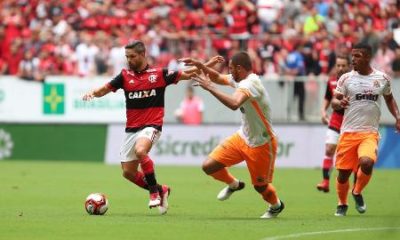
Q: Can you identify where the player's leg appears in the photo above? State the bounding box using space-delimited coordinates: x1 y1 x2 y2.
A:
352 132 379 214
120 132 148 189
334 133 359 216
335 169 352 216
134 136 163 208
244 137 284 218
203 133 245 201
317 128 339 192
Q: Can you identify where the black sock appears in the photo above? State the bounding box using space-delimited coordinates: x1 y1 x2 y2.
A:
144 173 158 193
323 169 330 180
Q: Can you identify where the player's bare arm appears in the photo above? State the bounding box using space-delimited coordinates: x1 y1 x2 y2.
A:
180 58 227 85
321 99 330 124
192 74 248 110
177 56 224 81
82 85 112 101
383 93 400 132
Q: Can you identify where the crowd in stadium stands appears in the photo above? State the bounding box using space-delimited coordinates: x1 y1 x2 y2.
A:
0 0 400 82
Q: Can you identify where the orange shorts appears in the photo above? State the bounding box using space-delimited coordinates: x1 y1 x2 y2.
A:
335 132 379 171
209 133 277 186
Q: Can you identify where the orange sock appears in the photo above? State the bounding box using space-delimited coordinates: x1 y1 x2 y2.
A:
260 184 279 205
209 168 235 185
336 178 349 205
353 169 372 195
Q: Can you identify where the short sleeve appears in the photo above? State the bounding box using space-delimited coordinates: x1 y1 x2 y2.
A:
162 68 181 85
335 73 348 96
107 72 123 92
324 81 332 101
237 78 260 98
382 74 392 96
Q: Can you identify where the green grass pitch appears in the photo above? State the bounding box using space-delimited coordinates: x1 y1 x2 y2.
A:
1 160 399 240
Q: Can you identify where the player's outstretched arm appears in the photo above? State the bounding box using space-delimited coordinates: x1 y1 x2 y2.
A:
177 56 224 82
82 85 112 101
384 93 400 132
191 74 248 110
180 58 227 85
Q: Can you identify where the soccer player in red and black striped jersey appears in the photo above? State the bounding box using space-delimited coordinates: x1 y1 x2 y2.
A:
316 54 351 193
83 41 223 214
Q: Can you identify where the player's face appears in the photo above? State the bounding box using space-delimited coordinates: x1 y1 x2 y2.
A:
125 48 144 71
351 49 369 72
335 58 350 77
228 60 239 82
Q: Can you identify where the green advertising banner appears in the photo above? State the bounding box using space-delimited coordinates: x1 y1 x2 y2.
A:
0 124 107 162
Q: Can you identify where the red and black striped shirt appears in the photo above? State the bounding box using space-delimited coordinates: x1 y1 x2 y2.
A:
107 66 181 132
324 75 344 132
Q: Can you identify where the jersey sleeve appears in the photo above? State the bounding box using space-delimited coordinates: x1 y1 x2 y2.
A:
335 73 348 96
237 79 260 98
382 73 392 96
324 81 332 101
162 68 181 85
107 71 123 92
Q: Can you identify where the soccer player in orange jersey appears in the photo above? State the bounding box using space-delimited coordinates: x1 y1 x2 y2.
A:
181 52 284 219
316 55 351 193
332 43 400 216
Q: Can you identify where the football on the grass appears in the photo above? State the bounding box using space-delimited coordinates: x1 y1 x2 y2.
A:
85 193 108 215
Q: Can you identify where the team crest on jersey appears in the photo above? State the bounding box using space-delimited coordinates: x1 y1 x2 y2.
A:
373 80 380 88
148 74 157 83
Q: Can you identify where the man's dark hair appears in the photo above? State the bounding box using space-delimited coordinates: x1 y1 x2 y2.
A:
125 40 146 54
336 54 351 64
353 42 372 56
231 51 252 71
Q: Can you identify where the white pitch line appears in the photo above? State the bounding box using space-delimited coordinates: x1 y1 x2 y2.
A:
262 227 400 240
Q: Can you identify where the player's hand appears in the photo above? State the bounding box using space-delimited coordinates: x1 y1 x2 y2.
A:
339 96 350 109
82 91 95 101
179 58 202 67
191 72 213 91
395 118 400 133
209 55 225 64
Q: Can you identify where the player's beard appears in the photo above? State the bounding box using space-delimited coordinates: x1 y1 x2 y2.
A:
129 62 140 71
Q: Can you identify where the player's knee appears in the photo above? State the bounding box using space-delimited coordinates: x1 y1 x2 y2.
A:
254 185 267 193
122 169 138 181
202 158 223 175
325 145 336 157
359 157 374 175
202 161 212 175
135 147 148 160
337 169 352 183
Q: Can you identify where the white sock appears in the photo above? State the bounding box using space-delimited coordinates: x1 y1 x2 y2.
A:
271 199 281 209
228 179 239 189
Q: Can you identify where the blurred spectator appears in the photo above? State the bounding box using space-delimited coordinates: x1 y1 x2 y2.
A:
0 0 398 82
107 38 127 76
392 48 400 78
303 7 325 35
256 0 283 33
223 0 256 50
17 50 45 82
75 32 99 77
175 85 204 125
284 43 306 120
372 40 395 74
